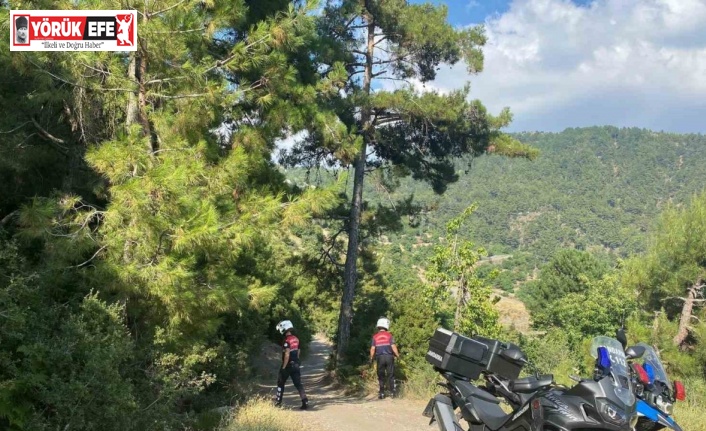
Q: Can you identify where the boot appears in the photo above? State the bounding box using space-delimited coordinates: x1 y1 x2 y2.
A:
300 398 309 410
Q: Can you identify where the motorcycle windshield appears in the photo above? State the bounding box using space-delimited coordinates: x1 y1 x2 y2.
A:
637 343 671 387
590 336 635 407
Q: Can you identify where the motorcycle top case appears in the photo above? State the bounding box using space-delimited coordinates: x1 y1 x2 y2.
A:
425 327 524 380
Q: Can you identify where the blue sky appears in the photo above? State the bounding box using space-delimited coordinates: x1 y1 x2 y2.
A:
417 0 595 26
423 0 512 25
399 0 706 134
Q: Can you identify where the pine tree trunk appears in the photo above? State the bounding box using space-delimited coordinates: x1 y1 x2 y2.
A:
133 12 158 154
336 140 367 363
136 52 153 150
336 12 375 365
673 277 703 348
62 145 80 193
126 53 138 126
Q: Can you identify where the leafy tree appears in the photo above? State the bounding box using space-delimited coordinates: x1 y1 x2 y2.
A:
624 313 704 380
622 191 706 349
520 248 610 313
282 0 537 363
423 205 501 337
532 274 637 347
505 328 578 386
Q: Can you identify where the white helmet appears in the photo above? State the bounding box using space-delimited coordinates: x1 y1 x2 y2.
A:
276 320 294 334
376 317 390 330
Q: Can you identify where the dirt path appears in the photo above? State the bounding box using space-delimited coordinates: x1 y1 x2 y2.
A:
255 335 434 431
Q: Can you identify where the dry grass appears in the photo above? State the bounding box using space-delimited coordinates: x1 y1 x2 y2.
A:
494 292 532 333
221 398 308 431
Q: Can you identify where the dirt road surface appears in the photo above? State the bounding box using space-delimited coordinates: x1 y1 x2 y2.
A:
256 335 435 431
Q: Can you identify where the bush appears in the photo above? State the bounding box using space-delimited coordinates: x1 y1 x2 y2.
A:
0 239 140 430
507 328 581 387
398 364 440 400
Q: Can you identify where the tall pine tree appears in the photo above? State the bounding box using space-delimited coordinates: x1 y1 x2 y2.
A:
281 0 537 363
2 0 345 428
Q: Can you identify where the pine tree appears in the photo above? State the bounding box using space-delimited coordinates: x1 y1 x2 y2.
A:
281 0 538 363
2 0 345 427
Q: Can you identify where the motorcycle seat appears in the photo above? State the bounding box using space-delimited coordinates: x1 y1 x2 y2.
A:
454 381 510 430
510 374 554 393
455 380 500 404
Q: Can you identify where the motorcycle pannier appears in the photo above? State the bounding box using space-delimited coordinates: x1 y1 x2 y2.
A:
425 328 524 380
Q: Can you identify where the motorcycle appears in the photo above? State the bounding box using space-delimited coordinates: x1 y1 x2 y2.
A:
423 328 644 431
613 328 686 431
628 343 685 431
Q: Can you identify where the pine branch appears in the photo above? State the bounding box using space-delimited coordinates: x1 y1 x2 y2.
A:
152 92 212 99
145 76 188 85
661 296 706 303
68 245 108 268
373 35 388 46
317 225 347 271
30 117 69 153
204 11 302 76
79 62 111 76
322 249 345 270
372 59 397 66
149 0 191 18
151 26 205 34
375 117 403 127
26 57 132 92
0 121 31 134
0 210 19 227
373 76 408 83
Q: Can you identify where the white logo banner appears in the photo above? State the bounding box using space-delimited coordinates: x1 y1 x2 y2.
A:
10 10 137 52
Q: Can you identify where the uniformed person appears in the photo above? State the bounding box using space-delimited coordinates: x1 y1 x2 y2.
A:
275 320 309 409
370 317 400 399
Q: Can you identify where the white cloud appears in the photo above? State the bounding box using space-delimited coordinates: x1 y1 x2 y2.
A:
467 0 481 9
421 0 706 132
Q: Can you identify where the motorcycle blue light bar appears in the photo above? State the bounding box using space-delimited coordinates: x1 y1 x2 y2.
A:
597 347 611 369
643 363 655 384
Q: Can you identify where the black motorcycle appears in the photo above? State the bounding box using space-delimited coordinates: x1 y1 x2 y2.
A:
423 328 644 431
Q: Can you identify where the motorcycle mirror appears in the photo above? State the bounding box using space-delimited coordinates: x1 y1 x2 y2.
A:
625 345 645 360
616 328 628 350
500 347 527 363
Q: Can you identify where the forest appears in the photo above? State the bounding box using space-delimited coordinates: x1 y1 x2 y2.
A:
1 1 705 430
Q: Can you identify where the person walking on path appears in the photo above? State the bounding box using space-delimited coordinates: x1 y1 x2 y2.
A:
275 320 309 410
369 317 400 399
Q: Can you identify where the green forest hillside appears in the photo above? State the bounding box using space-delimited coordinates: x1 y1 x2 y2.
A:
284 126 706 293
3 0 706 428
280 127 706 431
